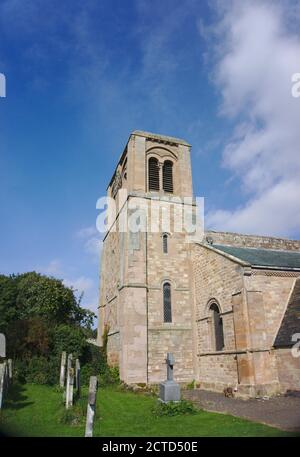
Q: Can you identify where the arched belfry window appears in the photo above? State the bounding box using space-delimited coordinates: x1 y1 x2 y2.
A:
148 157 160 191
163 160 173 193
163 282 172 323
162 233 168 254
210 303 224 351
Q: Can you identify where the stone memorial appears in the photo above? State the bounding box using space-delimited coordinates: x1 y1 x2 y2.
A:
65 354 74 409
0 361 9 409
0 363 5 409
75 358 80 398
85 376 98 437
0 333 6 358
60 351 67 388
7 359 12 384
159 353 180 403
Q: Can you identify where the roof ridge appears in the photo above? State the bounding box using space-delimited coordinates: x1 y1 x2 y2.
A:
214 244 300 254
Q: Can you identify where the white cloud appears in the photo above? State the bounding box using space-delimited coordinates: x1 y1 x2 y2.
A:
207 179 300 237
76 225 102 259
63 276 94 293
76 226 97 239
206 0 300 237
40 259 63 276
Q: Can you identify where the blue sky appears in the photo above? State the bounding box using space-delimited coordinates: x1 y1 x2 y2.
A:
1 0 300 321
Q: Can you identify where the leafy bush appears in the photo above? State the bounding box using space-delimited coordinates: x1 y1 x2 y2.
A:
99 365 119 386
0 271 100 386
14 356 60 385
186 379 196 390
52 324 88 359
58 397 87 425
152 400 199 417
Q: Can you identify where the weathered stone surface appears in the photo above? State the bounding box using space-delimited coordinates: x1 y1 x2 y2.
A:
7 359 12 382
274 277 300 347
0 361 9 409
60 351 66 388
65 354 74 409
75 358 80 398
85 376 98 438
159 381 181 402
0 333 6 358
159 353 181 402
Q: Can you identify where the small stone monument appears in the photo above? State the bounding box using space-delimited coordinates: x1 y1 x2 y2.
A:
159 352 180 403
75 358 80 398
65 354 74 409
0 363 5 409
85 376 98 437
0 333 6 358
7 359 12 384
60 351 67 388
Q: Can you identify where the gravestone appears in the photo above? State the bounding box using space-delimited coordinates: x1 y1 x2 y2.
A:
75 358 80 398
7 359 12 384
0 333 6 358
85 376 98 437
159 353 181 403
0 361 9 409
60 351 67 388
0 363 5 409
65 354 74 409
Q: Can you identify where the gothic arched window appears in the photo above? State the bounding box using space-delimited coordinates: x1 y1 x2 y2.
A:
163 160 173 193
163 282 172 323
210 303 224 351
148 158 160 191
162 233 168 254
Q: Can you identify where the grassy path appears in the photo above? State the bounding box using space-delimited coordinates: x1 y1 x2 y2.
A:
0 384 296 437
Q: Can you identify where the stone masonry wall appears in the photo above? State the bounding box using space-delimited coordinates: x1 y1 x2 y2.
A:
97 223 122 363
244 272 298 347
275 348 300 392
146 202 195 383
192 244 243 388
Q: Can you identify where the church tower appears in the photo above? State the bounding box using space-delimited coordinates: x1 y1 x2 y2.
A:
98 131 197 384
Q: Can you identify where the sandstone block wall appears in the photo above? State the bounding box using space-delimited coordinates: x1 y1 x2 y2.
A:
275 348 300 392
245 272 297 347
98 131 196 385
192 243 300 397
192 244 243 387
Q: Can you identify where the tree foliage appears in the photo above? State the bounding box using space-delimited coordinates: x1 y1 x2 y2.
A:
0 271 100 385
0 272 94 329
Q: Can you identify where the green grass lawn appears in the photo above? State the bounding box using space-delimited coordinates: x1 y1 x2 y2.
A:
0 383 296 437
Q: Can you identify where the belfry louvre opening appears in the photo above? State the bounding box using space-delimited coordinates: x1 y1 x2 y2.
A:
163 160 173 193
148 158 160 191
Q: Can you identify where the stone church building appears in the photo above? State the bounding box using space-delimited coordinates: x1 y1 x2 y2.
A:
97 130 300 398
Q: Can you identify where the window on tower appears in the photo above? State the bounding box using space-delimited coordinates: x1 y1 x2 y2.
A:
148 157 160 191
163 160 173 193
163 282 172 323
162 233 168 254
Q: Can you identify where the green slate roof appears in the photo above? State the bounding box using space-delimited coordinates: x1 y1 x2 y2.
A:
213 244 300 269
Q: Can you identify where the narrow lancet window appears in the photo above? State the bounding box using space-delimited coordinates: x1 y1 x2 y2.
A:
163 282 172 323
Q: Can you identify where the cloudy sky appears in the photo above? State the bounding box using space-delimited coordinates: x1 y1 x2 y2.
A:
0 0 300 323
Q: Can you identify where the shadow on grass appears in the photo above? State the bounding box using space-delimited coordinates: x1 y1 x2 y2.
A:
3 383 34 410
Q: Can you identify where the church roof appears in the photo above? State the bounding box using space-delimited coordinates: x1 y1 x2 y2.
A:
213 244 300 270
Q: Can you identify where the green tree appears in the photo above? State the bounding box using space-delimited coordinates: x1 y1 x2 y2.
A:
0 271 98 385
